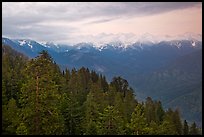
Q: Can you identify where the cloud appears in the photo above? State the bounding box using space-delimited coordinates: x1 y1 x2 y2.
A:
2 2 201 43
85 17 120 24
3 2 200 23
2 20 77 43
118 2 201 16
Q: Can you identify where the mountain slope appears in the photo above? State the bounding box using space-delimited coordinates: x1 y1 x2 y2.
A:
2 37 202 127
132 49 202 126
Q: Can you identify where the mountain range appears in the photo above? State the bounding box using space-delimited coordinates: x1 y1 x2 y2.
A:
2 35 202 127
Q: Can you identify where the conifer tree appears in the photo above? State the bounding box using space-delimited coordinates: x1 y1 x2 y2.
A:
2 98 20 134
60 92 82 135
144 97 155 124
189 122 199 135
99 105 125 135
110 76 129 97
83 89 100 135
183 120 189 135
154 101 165 124
65 68 71 83
128 103 148 135
18 51 65 135
172 109 182 135
159 108 177 135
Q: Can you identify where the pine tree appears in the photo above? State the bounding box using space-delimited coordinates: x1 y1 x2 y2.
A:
123 89 137 123
110 76 129 97
183 120 189 135
2 45 27 106
144 97 155 124
2 98 20 134
159 119 176 135
155 101 165 124
18 51 65 135
101 75 109 92
65 68 71 83
158 108 177 135
60 92 82 135
128 103 148 135
172 109 182 135
83 90 100 135
113 92 127 134
114 92 125 118
98 105 125 135
91 70 99 83
68 68 78 95
189 122 199 135
147 121 159 135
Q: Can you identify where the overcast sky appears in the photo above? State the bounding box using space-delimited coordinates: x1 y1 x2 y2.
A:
2 2 202 44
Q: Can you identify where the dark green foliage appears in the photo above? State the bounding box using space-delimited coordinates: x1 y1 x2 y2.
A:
110 76 129 97
189 122 200 135
2 45 28 105
144 97 156 124
98 105 125 135
128 103 149 135
183 120 189 135
64 68 71 83
154 101 165 124
18 50 65 135
60 93 82 135
2 46 201 135
2 98 20 134
83 86 101 135
172 109 183 135
16 122 28 135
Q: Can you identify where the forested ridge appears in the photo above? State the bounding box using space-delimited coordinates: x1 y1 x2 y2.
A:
2 44 201 135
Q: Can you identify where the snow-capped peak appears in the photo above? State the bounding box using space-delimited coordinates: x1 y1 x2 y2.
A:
136 33 159 44
42 42 60 48
162 32 202 42
2 32 201 52
70 32 202 50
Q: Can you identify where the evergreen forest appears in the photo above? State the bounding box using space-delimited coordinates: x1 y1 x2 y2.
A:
2 45 201 135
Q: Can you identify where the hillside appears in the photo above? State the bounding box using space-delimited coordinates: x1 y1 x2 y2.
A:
2 45 201 135
131 49 202 127
2 37 202 127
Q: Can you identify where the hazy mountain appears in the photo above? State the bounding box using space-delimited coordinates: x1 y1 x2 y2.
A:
2 36 202 127
131 50 202 127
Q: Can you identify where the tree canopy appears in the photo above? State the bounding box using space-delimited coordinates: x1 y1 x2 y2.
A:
2 46 202 135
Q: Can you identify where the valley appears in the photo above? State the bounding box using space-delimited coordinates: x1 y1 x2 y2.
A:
2 36 202 127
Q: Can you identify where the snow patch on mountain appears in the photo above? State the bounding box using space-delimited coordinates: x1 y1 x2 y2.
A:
41 42 51 48
69 32 201 50
18 40 26 46
175 42 182 49
192 41 196 47
28 43 33 49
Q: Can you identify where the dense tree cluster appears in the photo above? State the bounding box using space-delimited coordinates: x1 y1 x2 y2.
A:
2 45 202 135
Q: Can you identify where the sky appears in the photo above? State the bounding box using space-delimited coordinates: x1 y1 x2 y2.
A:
2 2 202 44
